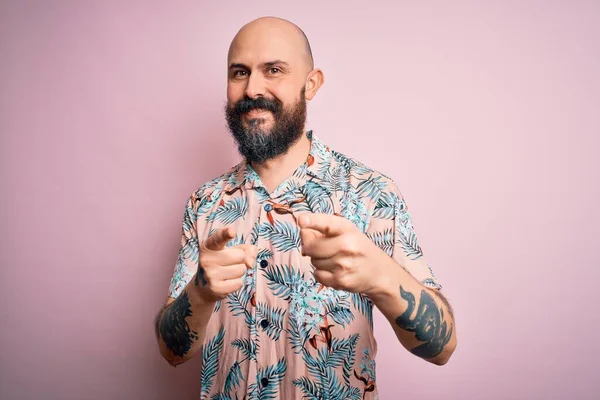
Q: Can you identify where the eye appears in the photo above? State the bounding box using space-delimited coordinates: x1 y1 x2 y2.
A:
233 70 248 77
268 67 281 75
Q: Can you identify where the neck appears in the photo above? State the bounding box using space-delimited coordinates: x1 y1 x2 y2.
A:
249 130 311 193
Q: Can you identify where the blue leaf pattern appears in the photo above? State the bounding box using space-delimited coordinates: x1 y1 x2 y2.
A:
166 132 442 399
207 197 248 225
258 221 301 252
256 358 287 400
201 325 226 397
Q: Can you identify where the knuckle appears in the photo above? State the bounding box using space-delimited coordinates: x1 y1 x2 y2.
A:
342 236 359 255
337 257 353 271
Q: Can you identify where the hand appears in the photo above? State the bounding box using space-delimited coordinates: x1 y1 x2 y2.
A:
298 213 390 296
194 227 258 303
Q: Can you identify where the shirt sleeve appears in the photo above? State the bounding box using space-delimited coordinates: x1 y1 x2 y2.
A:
168 192 200 299
367 180 442 290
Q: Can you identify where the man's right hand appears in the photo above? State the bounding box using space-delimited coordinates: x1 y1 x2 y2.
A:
193 226 258 303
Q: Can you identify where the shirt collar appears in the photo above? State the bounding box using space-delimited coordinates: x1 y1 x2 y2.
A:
224 130 332 193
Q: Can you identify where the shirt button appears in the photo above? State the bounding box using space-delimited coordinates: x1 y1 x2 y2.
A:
264 203 273 212
260 259 269 268
260 377 269 387
260 319 269 328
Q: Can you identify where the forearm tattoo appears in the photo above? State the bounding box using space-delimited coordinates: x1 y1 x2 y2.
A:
395 286 453 359
157 291 199 357
195 266 207 286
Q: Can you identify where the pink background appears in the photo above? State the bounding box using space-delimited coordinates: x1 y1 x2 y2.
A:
1 1 599 399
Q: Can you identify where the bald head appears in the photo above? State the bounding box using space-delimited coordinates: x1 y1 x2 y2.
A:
225 17 325 163
228 17 314 71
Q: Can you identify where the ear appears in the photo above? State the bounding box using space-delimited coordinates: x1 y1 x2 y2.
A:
304 68 324 101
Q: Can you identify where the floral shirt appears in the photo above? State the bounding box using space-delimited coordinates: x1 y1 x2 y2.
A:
168 131 441 400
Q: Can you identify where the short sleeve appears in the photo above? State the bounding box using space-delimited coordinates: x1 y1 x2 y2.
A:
368 180 442 290
168 193 200 299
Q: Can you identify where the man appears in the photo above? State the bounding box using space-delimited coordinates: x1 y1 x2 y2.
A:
154 16 456 400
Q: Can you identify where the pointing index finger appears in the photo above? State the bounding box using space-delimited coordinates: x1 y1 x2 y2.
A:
298 213 347 237
204 227 235 251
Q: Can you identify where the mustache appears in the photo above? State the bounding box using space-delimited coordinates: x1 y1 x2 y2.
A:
231 96 281 115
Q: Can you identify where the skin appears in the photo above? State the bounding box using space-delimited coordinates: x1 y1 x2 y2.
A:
226 17 324 193
155 16 457 368
298 213 457 365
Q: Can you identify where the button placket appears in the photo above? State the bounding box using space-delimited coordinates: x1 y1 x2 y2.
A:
253 192 275 397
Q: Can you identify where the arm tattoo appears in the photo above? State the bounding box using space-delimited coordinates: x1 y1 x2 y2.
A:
157 291 199 357
195 266 207 286
395 286 453 359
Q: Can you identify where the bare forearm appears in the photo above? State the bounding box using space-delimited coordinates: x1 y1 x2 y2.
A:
369 261 457 365
154 279 215 366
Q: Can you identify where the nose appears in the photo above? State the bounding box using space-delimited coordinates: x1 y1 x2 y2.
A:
244 73 266 99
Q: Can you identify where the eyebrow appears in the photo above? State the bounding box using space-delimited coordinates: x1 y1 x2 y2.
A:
228 60 290 70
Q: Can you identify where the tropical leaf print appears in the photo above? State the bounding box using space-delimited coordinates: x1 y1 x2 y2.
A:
422 277 441 289
231 338 258 361
342 334 360 387
180 200 199 262
302 349 325 379
196 194 217 216
395 197 424 260
359 349 377 382
257 248 274 262
170 255 192 297
201 325 226 397
180 235 199 262
321 369 345 400
319 335 360 369
256 302 287 341
288 313 310 354
331 150 356 172
258 221 301 252
295 334 361 400
213 300 222 313
351 293 373 329
367 228 394 256
398 229 424 260
323 165 349 194
249 221 261 245
325 305 354 328
256 358 287 400
255 187 271 203
372 190 397 219
340 190 369 232
318 335 361 400
207 197 248 225
279 180 301 198
293 164 309 180
223 361 244 394
300 180 334 214
264 264 305 301
182 199 197 229
315 158 331 179
210 394 231 400
356 174 387 200
292 376 320 400
227 289 251 321
342 387 362 400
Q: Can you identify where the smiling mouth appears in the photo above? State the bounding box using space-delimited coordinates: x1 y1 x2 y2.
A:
245 109 270 117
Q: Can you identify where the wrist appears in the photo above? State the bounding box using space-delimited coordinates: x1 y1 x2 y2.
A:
186 279 216 308
364 252 400 302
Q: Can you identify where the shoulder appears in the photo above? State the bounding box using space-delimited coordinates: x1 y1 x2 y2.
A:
327 147 402 199
188 163 242 201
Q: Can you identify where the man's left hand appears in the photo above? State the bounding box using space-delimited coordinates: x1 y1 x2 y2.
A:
298 213 390 296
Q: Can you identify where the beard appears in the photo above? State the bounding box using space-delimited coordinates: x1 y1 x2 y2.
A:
224 88 307 164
